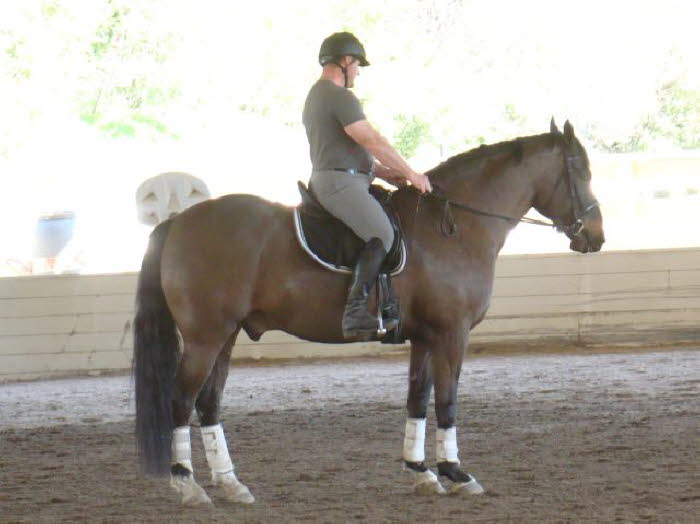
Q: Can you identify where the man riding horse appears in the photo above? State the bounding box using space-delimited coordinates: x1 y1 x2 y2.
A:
302 32 433 339
134 30 605 506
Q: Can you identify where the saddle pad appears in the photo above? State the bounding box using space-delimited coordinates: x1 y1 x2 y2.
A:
293 208 406 276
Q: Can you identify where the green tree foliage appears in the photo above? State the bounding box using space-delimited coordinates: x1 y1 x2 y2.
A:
654 82 700 149
584 82 700 153
1 0 698 160
393 114 430 159
78 2 179 138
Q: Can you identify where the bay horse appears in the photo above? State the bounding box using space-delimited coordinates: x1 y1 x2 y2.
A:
133 119 604 505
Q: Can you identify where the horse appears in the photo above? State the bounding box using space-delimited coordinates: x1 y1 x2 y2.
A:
133 119 605 505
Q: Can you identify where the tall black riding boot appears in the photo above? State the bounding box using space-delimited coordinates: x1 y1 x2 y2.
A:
342 237 387 339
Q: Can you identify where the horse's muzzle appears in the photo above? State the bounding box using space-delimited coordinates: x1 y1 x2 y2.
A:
568 207 604 253
570 233 604 253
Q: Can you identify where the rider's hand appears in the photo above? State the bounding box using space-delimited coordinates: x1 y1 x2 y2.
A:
388 174 409 188
408 172 433 193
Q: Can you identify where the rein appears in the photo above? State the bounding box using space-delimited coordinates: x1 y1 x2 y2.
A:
426 185 555 227
410 147 599 238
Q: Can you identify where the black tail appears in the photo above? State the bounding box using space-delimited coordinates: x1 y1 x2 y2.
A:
133 219 178 476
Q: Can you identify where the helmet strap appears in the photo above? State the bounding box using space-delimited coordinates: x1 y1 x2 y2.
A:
332 60 349 88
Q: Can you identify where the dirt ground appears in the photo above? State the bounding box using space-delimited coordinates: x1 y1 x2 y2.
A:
1 347 699 523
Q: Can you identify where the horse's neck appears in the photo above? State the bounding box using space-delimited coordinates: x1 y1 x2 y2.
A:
440 171 533 253
418 144 558 259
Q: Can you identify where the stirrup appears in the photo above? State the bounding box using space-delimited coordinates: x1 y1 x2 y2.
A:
376 273 399 336
377 310 399 336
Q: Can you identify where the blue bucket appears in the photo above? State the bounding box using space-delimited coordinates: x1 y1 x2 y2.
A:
34 212 76 258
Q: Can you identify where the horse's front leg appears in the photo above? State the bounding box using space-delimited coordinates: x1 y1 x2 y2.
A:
403 341 445 495
432 331 484 496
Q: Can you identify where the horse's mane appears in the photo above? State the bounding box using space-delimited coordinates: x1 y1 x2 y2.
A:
425 133 553 179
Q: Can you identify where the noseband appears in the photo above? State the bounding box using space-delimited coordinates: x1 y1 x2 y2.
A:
418 145 599 238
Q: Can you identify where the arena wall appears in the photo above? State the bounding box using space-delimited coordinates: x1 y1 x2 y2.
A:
1 247 698 381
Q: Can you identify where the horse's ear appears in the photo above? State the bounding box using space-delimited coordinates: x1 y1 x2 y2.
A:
550 117 560 135
563 120 575 141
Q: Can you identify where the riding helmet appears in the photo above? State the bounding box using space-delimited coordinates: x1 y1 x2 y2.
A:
319 32 370 67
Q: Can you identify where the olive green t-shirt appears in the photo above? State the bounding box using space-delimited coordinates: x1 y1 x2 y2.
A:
302 79 374 173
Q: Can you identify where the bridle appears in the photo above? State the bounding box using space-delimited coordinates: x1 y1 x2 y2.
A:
415 140 600 238
557 153 600 236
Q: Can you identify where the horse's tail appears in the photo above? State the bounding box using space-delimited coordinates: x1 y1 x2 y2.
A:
133 219 178 476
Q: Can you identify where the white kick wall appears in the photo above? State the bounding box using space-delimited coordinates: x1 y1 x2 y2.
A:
1 248 698 381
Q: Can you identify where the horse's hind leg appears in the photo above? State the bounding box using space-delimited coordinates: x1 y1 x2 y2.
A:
194 328 254 504
169 335 228 506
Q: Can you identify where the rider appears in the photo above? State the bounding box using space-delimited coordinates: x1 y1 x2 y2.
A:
302 32 432 339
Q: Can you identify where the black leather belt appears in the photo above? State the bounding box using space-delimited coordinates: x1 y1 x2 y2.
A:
328 168 372 176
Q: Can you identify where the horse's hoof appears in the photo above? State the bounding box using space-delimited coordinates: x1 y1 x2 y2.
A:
171 474 213 506
183 490 213 506
415 479 447 496
449 477 485 496
412 470 446 496
221 481 255 504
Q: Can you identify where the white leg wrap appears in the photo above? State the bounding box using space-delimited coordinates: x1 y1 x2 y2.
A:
200 424 255 504
403 418 426 462
436 426 459 464
201 423 235 475
172 426 193 471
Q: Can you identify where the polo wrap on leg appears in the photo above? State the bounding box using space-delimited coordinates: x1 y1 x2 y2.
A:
201 423 234 475
436 426 459 463
172 425 193 472
200 424 255 503
403 418 426 462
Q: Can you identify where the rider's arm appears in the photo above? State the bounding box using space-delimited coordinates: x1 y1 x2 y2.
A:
344 120 431 192
374 163 408 187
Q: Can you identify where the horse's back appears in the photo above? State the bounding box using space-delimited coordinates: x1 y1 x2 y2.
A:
167 193 289 245
202 192 288 223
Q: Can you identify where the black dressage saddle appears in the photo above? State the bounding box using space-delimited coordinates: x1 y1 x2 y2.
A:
293 181 405 274
293 181 406 343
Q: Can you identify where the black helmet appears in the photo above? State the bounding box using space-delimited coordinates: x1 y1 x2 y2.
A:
319 32 369 67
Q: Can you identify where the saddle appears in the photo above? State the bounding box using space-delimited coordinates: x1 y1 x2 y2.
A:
293 181 405 275
293 181 407 344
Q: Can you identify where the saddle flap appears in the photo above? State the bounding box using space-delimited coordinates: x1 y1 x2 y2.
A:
294 180 406 276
